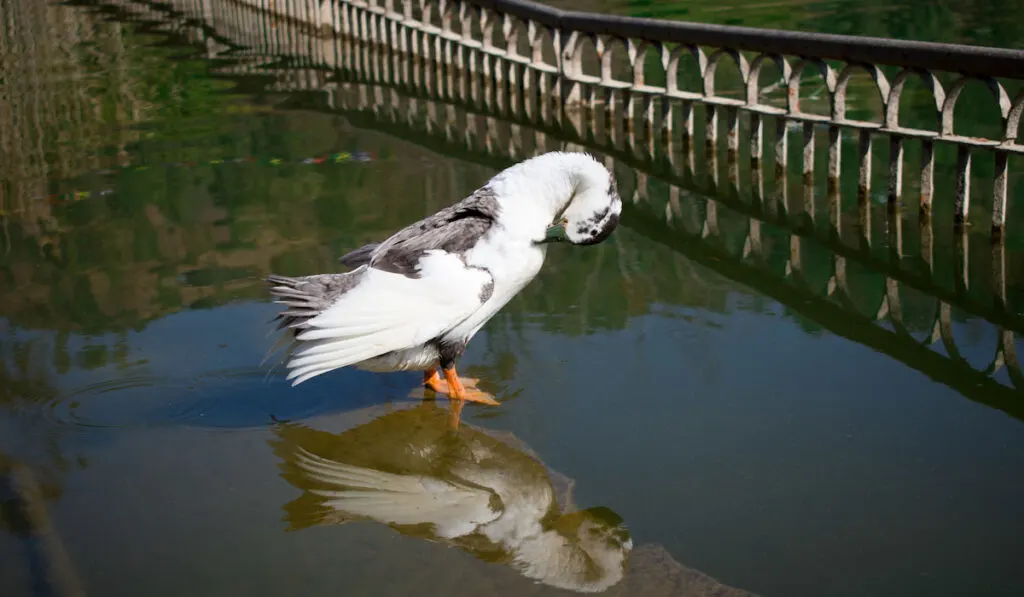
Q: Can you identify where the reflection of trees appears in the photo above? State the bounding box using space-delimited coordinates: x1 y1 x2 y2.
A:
0 115 496 335
0 453 87 597
0 0 503 335
0 328 90 482
0 328 89 597
0 0 229 234
0 3 468 333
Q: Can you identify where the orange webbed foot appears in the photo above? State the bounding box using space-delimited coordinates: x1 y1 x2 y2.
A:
443 368 499 406
410 368 499 406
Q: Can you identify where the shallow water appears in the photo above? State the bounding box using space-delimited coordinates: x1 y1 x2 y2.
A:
2 2 1024 597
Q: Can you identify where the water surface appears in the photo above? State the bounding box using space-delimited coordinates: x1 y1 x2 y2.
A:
2 2 1024 597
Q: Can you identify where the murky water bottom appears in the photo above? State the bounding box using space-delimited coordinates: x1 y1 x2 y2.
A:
3 3 1024 597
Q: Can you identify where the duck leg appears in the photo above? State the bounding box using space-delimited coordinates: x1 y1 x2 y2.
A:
409 368 455 400
414 367 499 406
443 366 500 405
423 368 447 393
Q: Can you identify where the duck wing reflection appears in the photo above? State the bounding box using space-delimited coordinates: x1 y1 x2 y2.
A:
271 403 632 593
292 446 500 539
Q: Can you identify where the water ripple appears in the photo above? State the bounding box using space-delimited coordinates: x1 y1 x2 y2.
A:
45 374 189 429
40 366 382 431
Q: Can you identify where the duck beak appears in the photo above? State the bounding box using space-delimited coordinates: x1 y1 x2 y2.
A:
540 220 568 244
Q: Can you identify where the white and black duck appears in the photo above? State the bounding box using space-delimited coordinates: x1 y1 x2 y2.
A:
272 403 632 593
265 151 622 403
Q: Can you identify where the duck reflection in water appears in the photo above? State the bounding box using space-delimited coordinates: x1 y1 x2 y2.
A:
270 402 632 593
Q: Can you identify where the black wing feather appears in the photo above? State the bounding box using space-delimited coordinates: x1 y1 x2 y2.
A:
338 186 501 278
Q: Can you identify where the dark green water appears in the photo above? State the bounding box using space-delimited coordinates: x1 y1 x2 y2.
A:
2 2 1024 597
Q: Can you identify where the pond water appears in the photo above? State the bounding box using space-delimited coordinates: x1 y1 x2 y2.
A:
2 2 1024 597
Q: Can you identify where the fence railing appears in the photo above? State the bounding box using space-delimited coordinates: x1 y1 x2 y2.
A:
104 0 1024 239
159 0 1024 228
290 0 1022 243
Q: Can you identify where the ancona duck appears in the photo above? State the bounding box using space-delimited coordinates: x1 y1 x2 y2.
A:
265 151 622 404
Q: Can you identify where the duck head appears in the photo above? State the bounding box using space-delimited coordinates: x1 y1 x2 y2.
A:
484 151 623 246
515 505 633 593
544 182 622 246
542 158 622 246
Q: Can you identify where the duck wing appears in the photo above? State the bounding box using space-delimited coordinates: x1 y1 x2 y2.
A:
273 252 492 384
338 185 500 274
268 188 501 385
294 447 500 539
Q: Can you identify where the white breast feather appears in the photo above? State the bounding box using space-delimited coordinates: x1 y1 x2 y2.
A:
445 225 547 342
